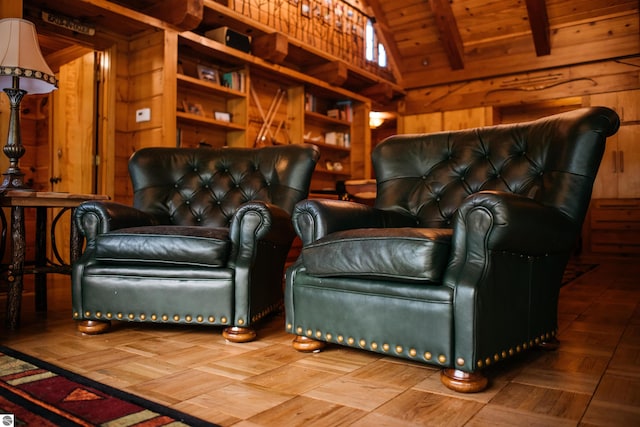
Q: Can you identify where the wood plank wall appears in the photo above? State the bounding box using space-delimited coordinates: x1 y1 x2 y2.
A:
113 30 168 205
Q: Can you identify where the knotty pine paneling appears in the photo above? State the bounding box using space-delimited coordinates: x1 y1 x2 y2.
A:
398 112 442 134
402 59 640 114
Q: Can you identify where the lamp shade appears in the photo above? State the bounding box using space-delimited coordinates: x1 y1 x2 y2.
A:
0 18 57 94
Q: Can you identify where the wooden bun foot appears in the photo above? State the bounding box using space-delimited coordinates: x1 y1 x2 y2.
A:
292 335 326 353
538 337 560 351
440 368 488 393
223 326 257 343
77 320 111 335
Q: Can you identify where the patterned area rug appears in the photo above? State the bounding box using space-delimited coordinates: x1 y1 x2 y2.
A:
0 346 218 426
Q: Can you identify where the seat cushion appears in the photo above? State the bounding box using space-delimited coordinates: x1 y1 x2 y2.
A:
94 225 230 268
302 227 453 283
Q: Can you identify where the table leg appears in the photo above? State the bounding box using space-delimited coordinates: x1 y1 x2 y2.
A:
6 206 25 330
35 206 47 312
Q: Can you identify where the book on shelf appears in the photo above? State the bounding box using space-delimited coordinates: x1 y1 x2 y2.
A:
221 70 246 91
324 131 349 147
335 100 353 122
305 93 316 112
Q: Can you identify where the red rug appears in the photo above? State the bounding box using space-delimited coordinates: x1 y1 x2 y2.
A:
0 346 219 426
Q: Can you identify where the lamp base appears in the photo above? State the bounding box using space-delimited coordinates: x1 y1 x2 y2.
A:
0 171 31 193
1 80 30 193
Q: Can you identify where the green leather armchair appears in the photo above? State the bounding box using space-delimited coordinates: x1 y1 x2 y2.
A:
285 107 620 392
72 144 319 342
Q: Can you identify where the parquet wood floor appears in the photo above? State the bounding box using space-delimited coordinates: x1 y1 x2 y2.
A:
1 255 639 426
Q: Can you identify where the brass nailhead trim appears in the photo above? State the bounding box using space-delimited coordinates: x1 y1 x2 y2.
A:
237 319 244 325
395 345 403 354
162 314 168 321
186 315 192 322
347 337 355 345
306 329 313 336
371 342 378 350
287 323 293 330
106 312 113 319
409 348 417 357
139 314 146 320
382 343 390 352
456 357 465 366
326 333 333 340
208 316 215 322
316 331 322 338
359 339 366 347
95 312 102 318
73 311 79 318
197 315 203 322
85 311 91 317
173 315 180 321
337 335 344 343
296 326 303 334
424 352 432 360
221 317 227 323
117 313 123 319
475 329 557 369
438 355 446 364
128 313 134 320
151 314 158 321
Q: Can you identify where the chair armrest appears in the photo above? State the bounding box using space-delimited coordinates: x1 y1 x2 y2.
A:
292 198 415 245
74 201 156 246
229 201 293 263
445 190 576 288
453 190 576 257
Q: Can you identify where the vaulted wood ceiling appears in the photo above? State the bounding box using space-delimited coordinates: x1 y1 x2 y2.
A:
367 0 639 90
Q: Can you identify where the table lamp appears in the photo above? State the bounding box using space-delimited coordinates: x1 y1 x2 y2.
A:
0 18 58 192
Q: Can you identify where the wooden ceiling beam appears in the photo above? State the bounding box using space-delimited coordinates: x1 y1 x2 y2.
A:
429 0 464 70
144 0 203 31
360 82 395 105
525 0 551 56
252 32 288 64
304 61 348 87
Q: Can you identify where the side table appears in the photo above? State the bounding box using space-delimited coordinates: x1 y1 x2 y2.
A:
0 191 109 329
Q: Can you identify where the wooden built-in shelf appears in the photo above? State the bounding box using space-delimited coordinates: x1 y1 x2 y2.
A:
176 111 245 130
304 111 352 127
177 74 246 99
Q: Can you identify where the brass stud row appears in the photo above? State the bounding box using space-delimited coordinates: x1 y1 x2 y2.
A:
79 310 229 324
290 325 448 365
475 330 556 368
251 302 282 323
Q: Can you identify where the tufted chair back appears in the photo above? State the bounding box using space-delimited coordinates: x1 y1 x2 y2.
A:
129 145 317 227
372 107 618 228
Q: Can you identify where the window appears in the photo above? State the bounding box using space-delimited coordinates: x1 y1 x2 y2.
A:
365 18 387 68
